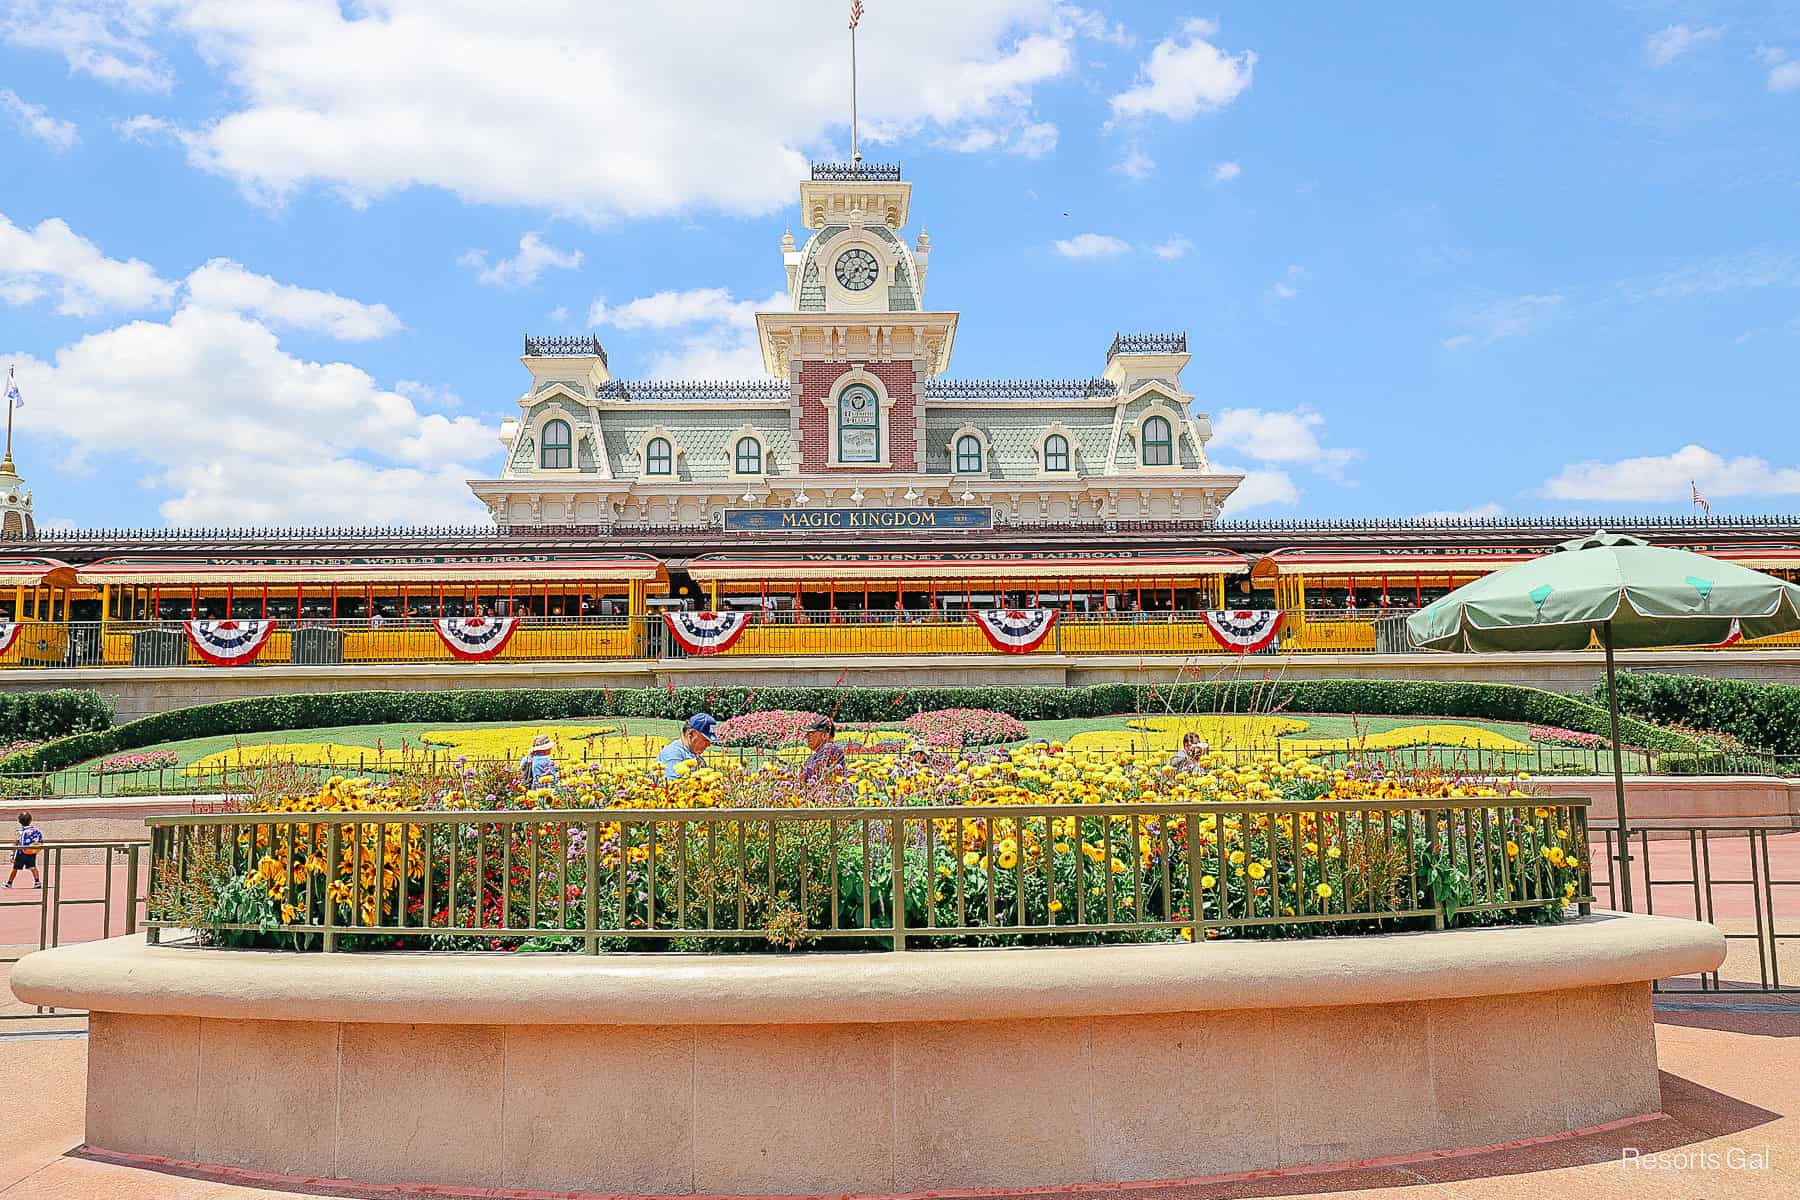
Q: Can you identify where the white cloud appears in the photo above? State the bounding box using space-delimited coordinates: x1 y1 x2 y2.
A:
7 303 490 524
1110 18 1255 122
0 89 78 151
58 1 1103 220
1416 502 1505 520
548 305 570 324
1624 250 1797 300
183 259 402 341
1211 160 1241 183
1267 264 1306 301
1152 237 1193 260
1053 233 1130 259
1644 25 1724 68
1211 406 1357 477
459 233 583 289
589 286 790 379
1760 46 1800 93
0 1 171 92
1217 467 1298 512
1545 445 1800 503
0 211 175 316
1112 143 1154 180
1441 292 1562 350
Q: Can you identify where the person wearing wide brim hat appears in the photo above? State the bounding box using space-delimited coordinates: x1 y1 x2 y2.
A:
519 733 559 790
657 713 718 780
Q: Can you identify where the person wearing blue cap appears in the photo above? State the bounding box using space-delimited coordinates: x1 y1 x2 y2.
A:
657 713 718 780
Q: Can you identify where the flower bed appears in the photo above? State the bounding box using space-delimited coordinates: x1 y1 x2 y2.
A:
901 708 1027 750
1528 726 1609 750
712 710 828 748
91 750 181 776
150 743 1587 955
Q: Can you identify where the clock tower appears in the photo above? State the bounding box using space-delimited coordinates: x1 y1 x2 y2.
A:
756 163 957 477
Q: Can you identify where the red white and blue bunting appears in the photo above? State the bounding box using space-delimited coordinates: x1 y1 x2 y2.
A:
433 616 520 661
0 621 19 657
971 608 1058 654
184 619 276 666
662 610 751 655
1202 609 1283 653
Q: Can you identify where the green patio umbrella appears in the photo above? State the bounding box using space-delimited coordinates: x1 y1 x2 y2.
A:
1406 531 1800 909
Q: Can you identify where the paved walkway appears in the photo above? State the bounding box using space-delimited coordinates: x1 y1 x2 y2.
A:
0 999 1796 1199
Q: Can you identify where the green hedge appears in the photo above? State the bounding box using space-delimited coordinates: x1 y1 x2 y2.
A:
1605 672 1800 757
0 679 1687 774
0 689 113 743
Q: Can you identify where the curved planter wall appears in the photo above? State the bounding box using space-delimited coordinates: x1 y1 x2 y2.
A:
15 914 1723 1196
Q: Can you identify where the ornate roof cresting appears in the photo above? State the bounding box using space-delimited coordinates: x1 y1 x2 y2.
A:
1106 332 1187 362
524 335 609 368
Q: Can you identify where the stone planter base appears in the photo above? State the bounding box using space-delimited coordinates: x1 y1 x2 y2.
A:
14 914 1724 1196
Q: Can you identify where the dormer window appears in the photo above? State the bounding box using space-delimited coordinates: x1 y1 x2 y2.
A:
645 437 673 476
1043 434 1071 473
735 436 763 475
955 435 983 474
540 419 572 469
1142 416 1174 467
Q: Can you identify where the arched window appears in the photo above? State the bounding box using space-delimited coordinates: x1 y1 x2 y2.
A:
837 383 879 463
1043 434 1071 473
540 419 573 469
735 436 763 475
644 437 673 476
1141 415 1174 466
955 435 983 474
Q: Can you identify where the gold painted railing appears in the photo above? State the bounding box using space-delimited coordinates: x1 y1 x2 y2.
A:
144 798 1593 952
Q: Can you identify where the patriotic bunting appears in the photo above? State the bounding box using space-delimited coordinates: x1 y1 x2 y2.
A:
971 608 1058 654
184 619 276 666
433 616 520 661
1202 609 1283 653
0 621 19 656
662 610 751 655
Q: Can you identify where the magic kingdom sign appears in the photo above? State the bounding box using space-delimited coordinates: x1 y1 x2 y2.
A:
724 506 993 532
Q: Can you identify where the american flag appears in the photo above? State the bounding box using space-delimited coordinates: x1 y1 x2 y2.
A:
1691 481 1711 516
849 0 864 30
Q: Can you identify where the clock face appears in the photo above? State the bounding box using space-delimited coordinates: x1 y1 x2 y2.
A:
835 248 879 291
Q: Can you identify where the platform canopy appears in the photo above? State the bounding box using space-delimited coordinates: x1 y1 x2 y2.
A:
0 557 76 587
74 553 667 587
683 549 1248 583
1260 549 1537 577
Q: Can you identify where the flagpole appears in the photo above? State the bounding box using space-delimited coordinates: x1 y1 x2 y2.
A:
850 16 860 164
3 371 13 468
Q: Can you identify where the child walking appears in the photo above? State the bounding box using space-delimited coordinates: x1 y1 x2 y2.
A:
5 812 42 889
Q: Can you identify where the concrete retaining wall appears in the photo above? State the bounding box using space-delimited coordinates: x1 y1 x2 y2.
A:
15 917 1725 1194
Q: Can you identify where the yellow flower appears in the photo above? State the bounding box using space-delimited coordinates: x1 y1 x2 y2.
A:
997 850 1019 870
1315 883 1332 899
1229 849 1246 865
1200 874 1216 889
1505 840 1519 859
1326 846 1342 859
1246 862 1266 881
1048 900 1063 913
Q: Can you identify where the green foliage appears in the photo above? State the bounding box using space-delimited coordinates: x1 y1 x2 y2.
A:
1 677 1688 775
0 689 112 742
1605 672 1800 757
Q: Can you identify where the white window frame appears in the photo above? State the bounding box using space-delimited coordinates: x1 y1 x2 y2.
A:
821 369 894 468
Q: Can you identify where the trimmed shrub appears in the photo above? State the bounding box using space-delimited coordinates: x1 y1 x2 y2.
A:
1604 673 1800 757
0 689 112 743
0 678 1690 775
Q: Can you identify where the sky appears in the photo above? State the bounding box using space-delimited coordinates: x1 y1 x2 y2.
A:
1 0 1798 529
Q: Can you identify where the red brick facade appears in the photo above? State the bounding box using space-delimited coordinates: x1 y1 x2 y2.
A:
796 360 919 473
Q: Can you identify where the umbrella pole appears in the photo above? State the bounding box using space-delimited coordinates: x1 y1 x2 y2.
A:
1603 622 1633 912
